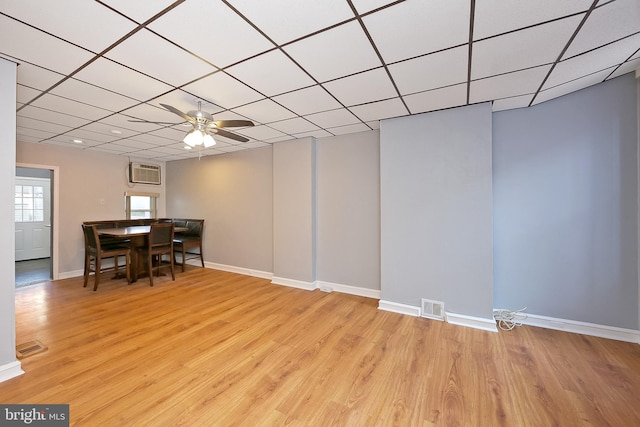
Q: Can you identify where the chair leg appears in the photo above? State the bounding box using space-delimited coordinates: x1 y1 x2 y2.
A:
148 252 154 287
93 257 101 291
83 255 90 288
126 252 131 284
170 253 175 281
181 247 187 272
199 243 204 268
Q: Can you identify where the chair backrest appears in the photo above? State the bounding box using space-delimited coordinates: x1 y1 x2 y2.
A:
82 224 100 251
149 222 174 249
184 219 204 237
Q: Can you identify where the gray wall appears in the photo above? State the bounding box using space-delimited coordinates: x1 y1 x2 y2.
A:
272 137 317 283
0 58 18 371
493 74 638 329
380 102 494 319
316 131 380 290
166 146 273 273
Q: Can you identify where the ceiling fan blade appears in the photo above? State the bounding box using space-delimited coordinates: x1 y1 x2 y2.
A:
211 128 249 143
160 103 196 124
210 120 254 128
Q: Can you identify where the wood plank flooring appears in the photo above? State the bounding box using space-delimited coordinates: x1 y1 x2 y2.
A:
1 268 639 426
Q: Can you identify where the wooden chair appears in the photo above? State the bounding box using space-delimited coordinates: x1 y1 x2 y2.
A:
82 224 131 291
136 222 175 286
173 219 204 272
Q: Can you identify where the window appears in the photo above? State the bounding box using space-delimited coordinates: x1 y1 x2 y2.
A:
125 191 159 219
15 185 44 223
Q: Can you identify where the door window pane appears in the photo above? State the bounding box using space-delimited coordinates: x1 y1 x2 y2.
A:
15 185 45 223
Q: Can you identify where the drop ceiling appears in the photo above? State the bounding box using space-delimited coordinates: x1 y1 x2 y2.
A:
2 0 639 161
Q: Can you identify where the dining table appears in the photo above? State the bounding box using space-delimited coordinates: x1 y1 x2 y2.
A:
98 225 188 281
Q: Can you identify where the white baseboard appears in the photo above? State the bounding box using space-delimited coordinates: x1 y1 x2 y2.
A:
0 361 24 383
378 300 421 316
446 312 498 333
205 262 272 280
271 276 316 291
522 313 640 343
378 301 498 332
58 269 83 280
314 280 380 300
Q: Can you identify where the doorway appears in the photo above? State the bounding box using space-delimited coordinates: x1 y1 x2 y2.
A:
15 166 53 287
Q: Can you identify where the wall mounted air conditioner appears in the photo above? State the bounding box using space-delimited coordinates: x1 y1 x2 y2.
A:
129 163 161 185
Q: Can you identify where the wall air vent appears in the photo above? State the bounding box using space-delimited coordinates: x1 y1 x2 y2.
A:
129 163 161 185
421 298 445 321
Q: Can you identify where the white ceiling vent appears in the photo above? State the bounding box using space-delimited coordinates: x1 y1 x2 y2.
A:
129 163 161 185
421 298 445 321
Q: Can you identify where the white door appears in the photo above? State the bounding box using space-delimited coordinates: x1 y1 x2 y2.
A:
15 177 51 261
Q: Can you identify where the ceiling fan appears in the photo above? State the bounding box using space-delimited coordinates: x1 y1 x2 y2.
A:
130 101 254 147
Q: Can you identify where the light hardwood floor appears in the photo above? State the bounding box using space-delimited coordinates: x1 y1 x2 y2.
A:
2 268 639 426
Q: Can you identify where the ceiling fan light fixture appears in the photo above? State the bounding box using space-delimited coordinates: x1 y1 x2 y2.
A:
183 129 203 147
203 133 216 148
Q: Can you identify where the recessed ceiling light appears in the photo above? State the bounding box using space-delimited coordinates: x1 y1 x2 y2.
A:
110 129 122 135
72 139 83 144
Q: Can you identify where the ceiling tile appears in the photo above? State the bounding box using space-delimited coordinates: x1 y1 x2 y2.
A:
1 0 137 53
564 0 640 58
366 121 380 130
182 72 263 109
98 113 163 133
0 15 94 74
242 141 271 150
64 128 121 143
236 125 288 141
16 85 41 104
293 129 334 139
283 21 381 82
326 123 371 135
99 0 177 24
269 117 320 135
470 65 551 104
546 33 640 88
474 0 592 40
231 98 296 124
403 83 467 114
227 0 354 45
492 94 535 112
305 108 361 128
363 0 470 63
349 97 408 122
225 49 315 96
18 105 91 128
389 46 468 95
323 68 397 106
78 122 139 139
15 62 64 91
116 139 161 150
149 0 273 69
16 127 58 141
351 0 399 15
74 58 173 102
533 67 616 105
471 14 584 79
272 85 342 116
105 29 217 87
608 56 640 80
51 79 139 112
17 115 72 134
